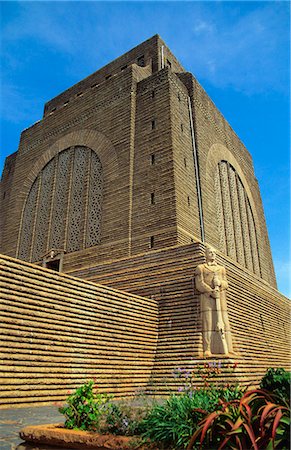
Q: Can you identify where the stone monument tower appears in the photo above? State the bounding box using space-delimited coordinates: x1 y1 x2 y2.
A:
1 35 289 406
0 35 276 287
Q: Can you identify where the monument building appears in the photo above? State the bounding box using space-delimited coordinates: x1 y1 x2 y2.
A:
0 35 290 407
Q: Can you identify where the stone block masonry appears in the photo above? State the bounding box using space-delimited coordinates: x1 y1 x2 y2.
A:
0 35 276 288
67 241 291 393
0 35 288 408
0 254 158 408
1 241 290 407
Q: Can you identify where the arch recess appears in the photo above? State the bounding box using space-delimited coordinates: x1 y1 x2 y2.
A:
206 144 262 277
17 129 119 261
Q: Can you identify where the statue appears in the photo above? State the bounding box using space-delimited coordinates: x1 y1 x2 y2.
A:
195 246 234 357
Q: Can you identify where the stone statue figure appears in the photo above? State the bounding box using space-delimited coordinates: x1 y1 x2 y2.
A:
195 246 234 357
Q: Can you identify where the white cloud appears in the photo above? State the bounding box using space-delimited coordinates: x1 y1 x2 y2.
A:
178 3 289 94
192 19 214 35
1 2 288 95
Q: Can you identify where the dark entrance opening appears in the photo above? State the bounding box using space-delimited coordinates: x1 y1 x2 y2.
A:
45 259 60 272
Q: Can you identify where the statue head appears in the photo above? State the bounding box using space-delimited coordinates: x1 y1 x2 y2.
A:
205 246 217 263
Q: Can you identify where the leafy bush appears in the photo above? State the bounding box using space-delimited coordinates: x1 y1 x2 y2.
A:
139 361 246 449
59 380 113 431
187 388 290 450
103 402 148 436
260 368 290 404
140 390 222 449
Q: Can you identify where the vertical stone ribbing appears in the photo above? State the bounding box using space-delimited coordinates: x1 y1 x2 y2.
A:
246 199 261 277
237 179 253 271
18 179 39 261
219 162 236 259
86 152 103 247
214 168 227 254
66 147 89 252
216 161 261 275
228 166 245 266
50 148 72 250
31 159 55 262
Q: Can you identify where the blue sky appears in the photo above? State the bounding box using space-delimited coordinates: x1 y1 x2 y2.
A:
1 1 290 297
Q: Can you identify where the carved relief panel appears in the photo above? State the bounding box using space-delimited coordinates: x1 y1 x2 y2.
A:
215 161 262 277
18 146 103 262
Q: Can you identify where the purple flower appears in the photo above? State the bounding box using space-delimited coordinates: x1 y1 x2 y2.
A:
218 360 222 368
178 386 184 392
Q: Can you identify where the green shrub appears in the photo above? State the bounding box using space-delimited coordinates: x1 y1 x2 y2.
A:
59 380 113 431
140 390 222 449
260 368 290 404
139 361 246 449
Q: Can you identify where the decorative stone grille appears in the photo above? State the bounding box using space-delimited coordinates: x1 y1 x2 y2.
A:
18 146 103 262
215 161 262 277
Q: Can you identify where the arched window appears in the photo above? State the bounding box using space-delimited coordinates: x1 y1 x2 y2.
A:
18 146 103 262
214 160 261 277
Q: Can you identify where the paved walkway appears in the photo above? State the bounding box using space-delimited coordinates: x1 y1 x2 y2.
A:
0 406 64 450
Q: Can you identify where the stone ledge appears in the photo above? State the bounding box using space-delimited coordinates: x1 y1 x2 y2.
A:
19 424 157 449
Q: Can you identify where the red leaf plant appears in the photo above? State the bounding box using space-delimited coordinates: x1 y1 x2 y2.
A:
187 389 290 450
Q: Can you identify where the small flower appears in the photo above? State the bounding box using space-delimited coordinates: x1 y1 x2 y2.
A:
178 386 184 392
122 418 129 428
67 390 72 394
233 362 238 369
218 360 222 368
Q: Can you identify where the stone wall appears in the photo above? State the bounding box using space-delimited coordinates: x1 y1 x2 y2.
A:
66 241 291 393
176 73 276 287
0 64 150 261
0 35 277 297
0 254 158 408
0 242 290 408
43 34 184 117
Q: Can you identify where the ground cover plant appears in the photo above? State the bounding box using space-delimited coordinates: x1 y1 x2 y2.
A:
58 379 153 437
58 366 290 449
139 361 245 449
